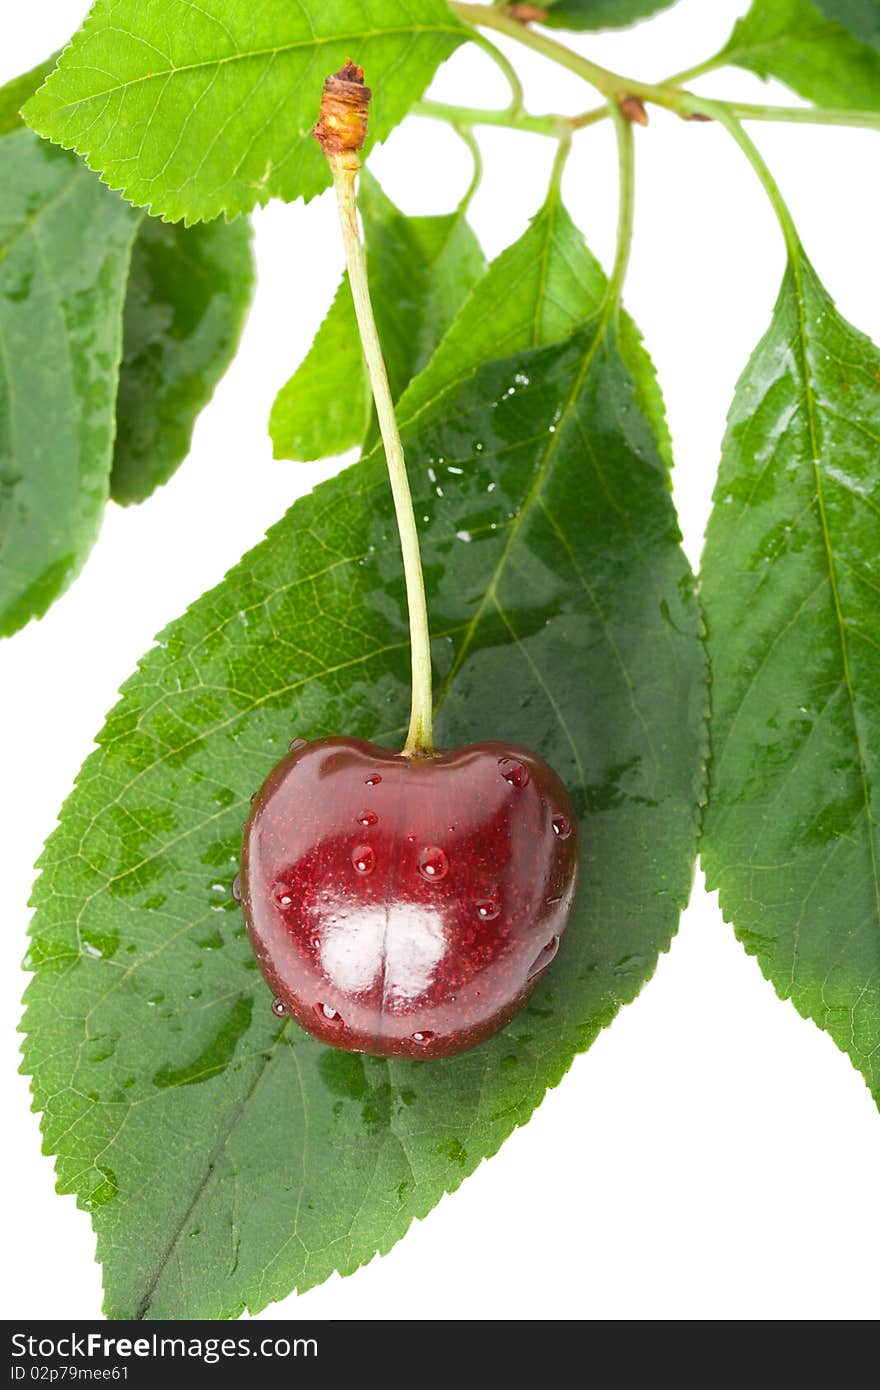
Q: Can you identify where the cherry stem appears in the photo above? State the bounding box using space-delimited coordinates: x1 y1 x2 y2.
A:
329 160 434 755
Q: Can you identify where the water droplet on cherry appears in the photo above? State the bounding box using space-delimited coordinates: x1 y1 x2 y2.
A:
231 872 241 902
528 935 560 978
351 844 375 875
412 1031 435 1045
273 882 294 907
289 737 308 752
475 894 500 921
271 997 287 1017
499 758 530 788
551 813 572 839
364 774 382 786
356 809 378 827
317 1002 344 1026
418 845 449 881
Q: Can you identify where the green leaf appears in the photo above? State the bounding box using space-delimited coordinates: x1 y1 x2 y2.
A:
701 250 880 1103
719 0 880 108
271 275 372 463
23 0 468 224
400 193 674 470
270 172 485 462
0 54 59 136
541 0 678 32
813 0 880 48
24 219 704 1318
402 207 488 391
400 194 605 420
112 215 255 505
0 130 139 638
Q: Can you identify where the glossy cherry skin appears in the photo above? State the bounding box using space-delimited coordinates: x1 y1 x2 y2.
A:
240 737 579 1059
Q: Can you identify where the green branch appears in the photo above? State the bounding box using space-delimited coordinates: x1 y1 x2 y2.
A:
451 2 685 113
451 4 880 134
723 101 880 131
412 98 567 138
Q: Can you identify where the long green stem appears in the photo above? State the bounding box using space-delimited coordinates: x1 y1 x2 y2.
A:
331 164 434 753
696 99 801 258
451 123 484 209
547 123 573 203
412 97 565 137
724 101 880 131
606 101 636 310
467 27 526 113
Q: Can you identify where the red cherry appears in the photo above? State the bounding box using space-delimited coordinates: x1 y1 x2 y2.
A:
240 737 579 1059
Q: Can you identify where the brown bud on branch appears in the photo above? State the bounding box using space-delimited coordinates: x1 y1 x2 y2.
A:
619 96 649 127
508 4 549 20
313 61 372 169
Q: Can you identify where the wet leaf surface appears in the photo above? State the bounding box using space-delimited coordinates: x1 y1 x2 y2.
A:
0 130 139 637
112 216 255 504
270 173 484 463
702 249 880 1103
24 210 704 1317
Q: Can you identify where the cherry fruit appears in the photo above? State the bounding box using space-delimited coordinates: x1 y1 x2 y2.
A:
240 737 579 1058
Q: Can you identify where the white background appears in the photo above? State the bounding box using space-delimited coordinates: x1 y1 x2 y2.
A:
2 0 879 1322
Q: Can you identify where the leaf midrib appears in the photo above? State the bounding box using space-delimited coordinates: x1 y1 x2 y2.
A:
435 304 612 715
132 1018 291 1319
396 211 569 436
790 251 880 923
